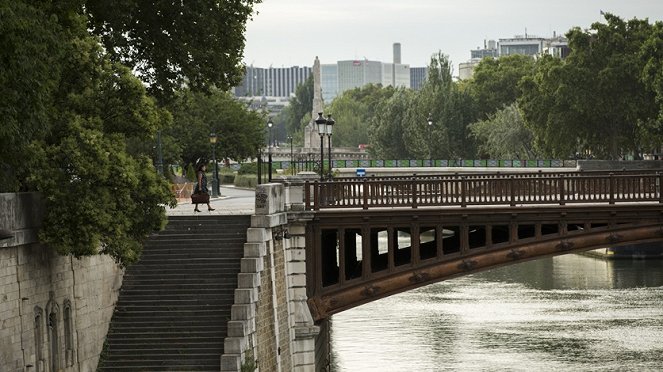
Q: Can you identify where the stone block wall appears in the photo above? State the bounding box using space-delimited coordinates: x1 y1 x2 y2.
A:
0 193 123 372
221 182 319 372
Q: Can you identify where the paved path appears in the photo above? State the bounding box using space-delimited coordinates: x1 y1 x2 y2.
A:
167 186 255 216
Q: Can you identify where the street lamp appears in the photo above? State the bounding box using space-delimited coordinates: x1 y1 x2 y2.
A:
287 135 293 174
315 113 327 180
209 132 220 197
427 113 433 167
267 118 273 182
326 114 335 179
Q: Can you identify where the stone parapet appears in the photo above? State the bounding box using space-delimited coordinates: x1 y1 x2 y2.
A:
221 183 319 372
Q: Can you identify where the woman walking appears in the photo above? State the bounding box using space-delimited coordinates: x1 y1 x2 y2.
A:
193 162 215 212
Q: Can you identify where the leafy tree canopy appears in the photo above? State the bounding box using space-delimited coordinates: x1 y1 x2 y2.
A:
467 54 535 119
0 0 261 265
330 84 396 148
166 89 266 167
86 0 261 102
469 103 539 158
520 13 660 159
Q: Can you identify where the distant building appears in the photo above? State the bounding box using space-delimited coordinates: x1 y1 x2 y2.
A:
320 64 338 104
410 67 428 90
459 35 569 80
499 36 546 57
237 43 416 104
471 39 499 60
233 66 311 98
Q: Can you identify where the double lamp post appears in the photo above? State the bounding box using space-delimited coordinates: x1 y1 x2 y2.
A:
315 112 335 180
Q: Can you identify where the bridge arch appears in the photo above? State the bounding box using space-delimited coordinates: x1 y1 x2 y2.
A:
306 205 663 321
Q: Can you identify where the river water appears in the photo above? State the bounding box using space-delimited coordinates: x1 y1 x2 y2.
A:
329 254 663 371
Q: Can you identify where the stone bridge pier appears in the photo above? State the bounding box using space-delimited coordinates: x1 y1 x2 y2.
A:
221 180 322 372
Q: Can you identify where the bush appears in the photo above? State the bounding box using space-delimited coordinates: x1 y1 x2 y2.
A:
237 162 257 175
185 163 196 181
234 174 257 188
220 174 235 184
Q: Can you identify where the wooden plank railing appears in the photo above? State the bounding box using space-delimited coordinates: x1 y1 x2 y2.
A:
305 171 663 210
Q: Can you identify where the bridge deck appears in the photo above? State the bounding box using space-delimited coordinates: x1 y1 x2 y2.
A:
304 170 663 320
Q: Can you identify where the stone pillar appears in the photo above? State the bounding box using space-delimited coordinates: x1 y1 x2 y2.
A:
304 57 324 150
221 183 320 372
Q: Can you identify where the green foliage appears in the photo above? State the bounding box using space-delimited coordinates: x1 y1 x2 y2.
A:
369 88 418 158
331 84 396 148
467 55 536 119
234 174 258 188
520 13 660 159
220 174 236 184
185 163 196 182
412 52 478 159
86 0 262 103
283 74 315 135
0 1 64 191
469 103 539 158
353 54 479 159
637 21 663 156
166 89 265 168
1 1 195 266
238 162 258 175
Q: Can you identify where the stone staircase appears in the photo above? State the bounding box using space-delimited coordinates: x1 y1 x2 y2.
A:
98 215 251 371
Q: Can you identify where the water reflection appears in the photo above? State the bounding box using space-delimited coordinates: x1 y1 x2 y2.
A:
330 254 663 371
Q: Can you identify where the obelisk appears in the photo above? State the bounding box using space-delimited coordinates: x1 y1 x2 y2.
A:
304 56 324 149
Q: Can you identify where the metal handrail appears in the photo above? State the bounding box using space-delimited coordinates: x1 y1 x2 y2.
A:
305 171 663 210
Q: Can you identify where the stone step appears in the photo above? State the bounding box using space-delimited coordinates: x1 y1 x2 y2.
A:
105 335 222 345
120 276 237 285
112 303 233 312
120 281 235 289
101 215 248 369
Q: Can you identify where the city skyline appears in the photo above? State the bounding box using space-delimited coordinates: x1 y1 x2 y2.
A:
243 0 663 73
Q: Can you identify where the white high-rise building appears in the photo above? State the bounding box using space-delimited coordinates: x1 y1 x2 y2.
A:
320 64 338 104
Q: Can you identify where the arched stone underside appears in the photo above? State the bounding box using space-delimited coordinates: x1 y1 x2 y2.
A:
306 204 663 321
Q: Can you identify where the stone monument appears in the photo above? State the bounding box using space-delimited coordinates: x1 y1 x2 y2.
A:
304 56 324 149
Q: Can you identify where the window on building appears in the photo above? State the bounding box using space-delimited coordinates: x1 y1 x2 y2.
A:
46 299 60 372
63 299 75 366
34 306 44 372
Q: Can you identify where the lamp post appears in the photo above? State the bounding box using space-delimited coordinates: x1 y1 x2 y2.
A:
427 113 433 167
156 130 164 175
326 114 335 179
315 112 327 180
287 135 293 174
267 118 273 182
209 132 220 197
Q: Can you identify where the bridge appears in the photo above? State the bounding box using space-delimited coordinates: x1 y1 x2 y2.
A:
301 170 663 320
8 166 663 371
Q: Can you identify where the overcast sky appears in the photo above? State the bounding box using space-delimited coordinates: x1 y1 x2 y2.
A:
243 0 663 73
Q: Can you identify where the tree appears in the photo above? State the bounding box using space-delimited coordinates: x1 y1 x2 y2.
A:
166 89 265 167
369 88 417 158
416 52 478 159
16 4 175 266
641 21 663 153
0 1 64 191
520 14 659 159
86 0 261 102
283 74 314 136
467 54 535 120
330 84 396 148
469 103 538 158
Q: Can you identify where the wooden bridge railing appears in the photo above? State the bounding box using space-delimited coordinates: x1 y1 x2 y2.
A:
305 171 663 210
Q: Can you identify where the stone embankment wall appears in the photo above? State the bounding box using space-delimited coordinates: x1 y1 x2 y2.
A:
221 181 319 371
0 193 123 372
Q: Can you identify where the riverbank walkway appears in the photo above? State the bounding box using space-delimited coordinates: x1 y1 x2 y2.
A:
166 185 255 216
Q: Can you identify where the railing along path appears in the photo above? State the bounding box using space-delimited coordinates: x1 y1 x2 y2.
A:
305 170 663 210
